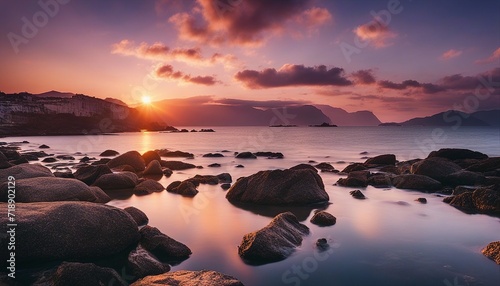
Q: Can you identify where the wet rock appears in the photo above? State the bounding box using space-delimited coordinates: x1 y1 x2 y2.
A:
379 165 400 175
188 174 219 185
310 211 336 226
42 157 57 163
124 206 149 226
443 170 485 186
364 154 396 166
74 164 112 185
99 149 119 157
453 185 476 196
397 159 421 174
342 163 367 173
0 202 139 265
156 150 194 158
466 157 500 173
337 171 369 187
33 262 127 286
160 160 196 170
139 226 192 262
481 241 500 264
254 152 284 159
349 190 366 199
53 171 74 178
56 155 75 160
316 238 329 250
143 160 163 176
416 198 427 204
428 148 488 161
208 163 221 167
315 162 335 171
0 164 54 181
142 150 161 165
290 164 317 172
131 270 244 286
163 168 173 177
203 153 224 157
107 151 146 172
128 246 170 279
93 172 139 190
39 144 50 149
166 181 198 197
392 174 442 191
221 183 231 190
238 212 309 263
134 179 164 195
226 168 328 205
236 152 257 159
411 157 462 182
217 173 232 183
367 173 393 188
443 185 500 214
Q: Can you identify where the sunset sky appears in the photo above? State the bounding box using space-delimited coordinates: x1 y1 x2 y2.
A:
1 0 499 122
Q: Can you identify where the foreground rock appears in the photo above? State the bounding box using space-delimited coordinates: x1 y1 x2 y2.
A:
140 226 192 263
310 211 336 226
392 174 442 191
337 171 369 187
142 150 162 165
93 172 138 190
131 270 244 286
34 262 127 286
107 151 146 172
411 157 462 182
349 190 366 199
364 154 396 166
166 181 198 197
74 164 112 185
481 241 500 264
0 164 54 181
428 148 488 161
0 202 139 265
143 160 163 176
0 177 110 203
238 212 309 263
128 246 170 278
124 206 149 226
134 179 164 195
443 185 500 214
226 168 328 205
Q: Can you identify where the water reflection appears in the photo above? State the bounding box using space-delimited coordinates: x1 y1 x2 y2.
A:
228 202 330 221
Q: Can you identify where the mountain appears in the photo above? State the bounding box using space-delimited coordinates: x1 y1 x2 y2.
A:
400 110 492 126
469 110 500 127
315 105 381 126
34 90 75 98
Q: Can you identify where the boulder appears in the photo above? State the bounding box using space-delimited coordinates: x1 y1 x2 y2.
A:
289 164 317 172
310 211 336 226
254 152 284 159
91 158 111 165
0 177 109 203
39 144 50 149
235 152 257 159
134 179 164 195
140 226 192 262
99 149 119 157
107 151 146 172
53 171 74 178
316 238 329 250
392 174 442 191
124 206 149 226
0 202 139 265
482 241 500 264
143 160 163 176
364 154 396 166
208 163 221 168
188 175 219 185
93 172 138 190
221 183 231 190
342 163 367 173
42 157 57 163
238 212 309 263
411 157 462 182
443 185 500 213
142 150 161 165
156 150 194 158
74 164 112 185
163 168 173 177
337 171 369 187
33 262 127 286
128 246 170 278
226 168 328 205
315 162 335 171
203 153 224 158
89 186 111 203
0 164 54 181
160 160 196 170
217 173 232 183
349 190 366 199
443 170 485 186
367 173 393 188
131 270 244 286
428 148 488 161
416 198 427 204
167 181 198 197
466 157 500 173
453 186 476 196
0 152 12 169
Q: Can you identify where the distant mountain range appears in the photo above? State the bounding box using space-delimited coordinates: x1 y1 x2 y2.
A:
397 110 500 127
315 105 381 126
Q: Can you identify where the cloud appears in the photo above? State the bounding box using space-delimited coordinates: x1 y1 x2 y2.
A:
235 64 353 89
168 0 331 46
154 64 218 85
351 69 376 84
378 79 444 94
111 39 237 66
440 49 462 60
475 47 500 64
354 20 397 48
439 68 500 90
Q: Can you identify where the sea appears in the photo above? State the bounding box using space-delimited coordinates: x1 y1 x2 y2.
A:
5 126 500 286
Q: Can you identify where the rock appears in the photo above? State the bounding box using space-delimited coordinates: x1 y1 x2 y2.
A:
160 160 196 170
143 160 163 176
337 171 369 187
367 173 393 188
134 179 164 195
416 198 427 203
56 155 75 160
1 149 21 160
254 152 284 159
91 158 111 165
316 238 329 250
443 185 500 213
310 211 336 226
156 150 194 158
349 190 366 199
163 168 173 177
53 171 74 178
397 159 421 174
453 185 476 196
315 162 335 171
226 168 328 205
290 164 318 172
481 241 500 264
39 144 50 149
0 164 54 181
93 172 138 190
107 151 146 172
33 262 127 286
236 152 257 159
89 186 111 203
0 152 11 169
364 154 396 166
142 150 161 165
0 202 139 265
342 163 367 173
443 170 485 186
74 164 112 185
124 206 149 226
42 157 58 163
0 177 109 203
208 163 221 167
217 173 232 183
79 156 92 163
203 153 224 157
99 149 119 157
235 164 245 168
128 246 170 279
411 157 462 182
166 181 198 197
238 212 309 263
466 157 500 173
131 270 244 286
379 165 400 175
140 226 192 262
428 148 488 160
221 183 231 190
392 174 442 191
188 175 219 185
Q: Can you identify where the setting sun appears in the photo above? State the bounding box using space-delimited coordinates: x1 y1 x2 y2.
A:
141 95 152 105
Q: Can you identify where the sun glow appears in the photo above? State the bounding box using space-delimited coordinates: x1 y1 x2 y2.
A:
141 95 152 105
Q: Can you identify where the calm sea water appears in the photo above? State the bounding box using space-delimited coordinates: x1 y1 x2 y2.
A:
5 126 500 286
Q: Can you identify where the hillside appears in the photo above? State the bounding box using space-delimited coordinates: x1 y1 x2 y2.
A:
315 105 381 126
400 110 493 126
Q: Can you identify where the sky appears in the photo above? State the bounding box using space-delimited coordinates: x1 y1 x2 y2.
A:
0 0 499 122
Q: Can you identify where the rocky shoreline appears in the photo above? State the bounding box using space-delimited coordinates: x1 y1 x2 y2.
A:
0 143 499 284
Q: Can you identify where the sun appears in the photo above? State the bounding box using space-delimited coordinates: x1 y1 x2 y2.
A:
141 95 152 105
